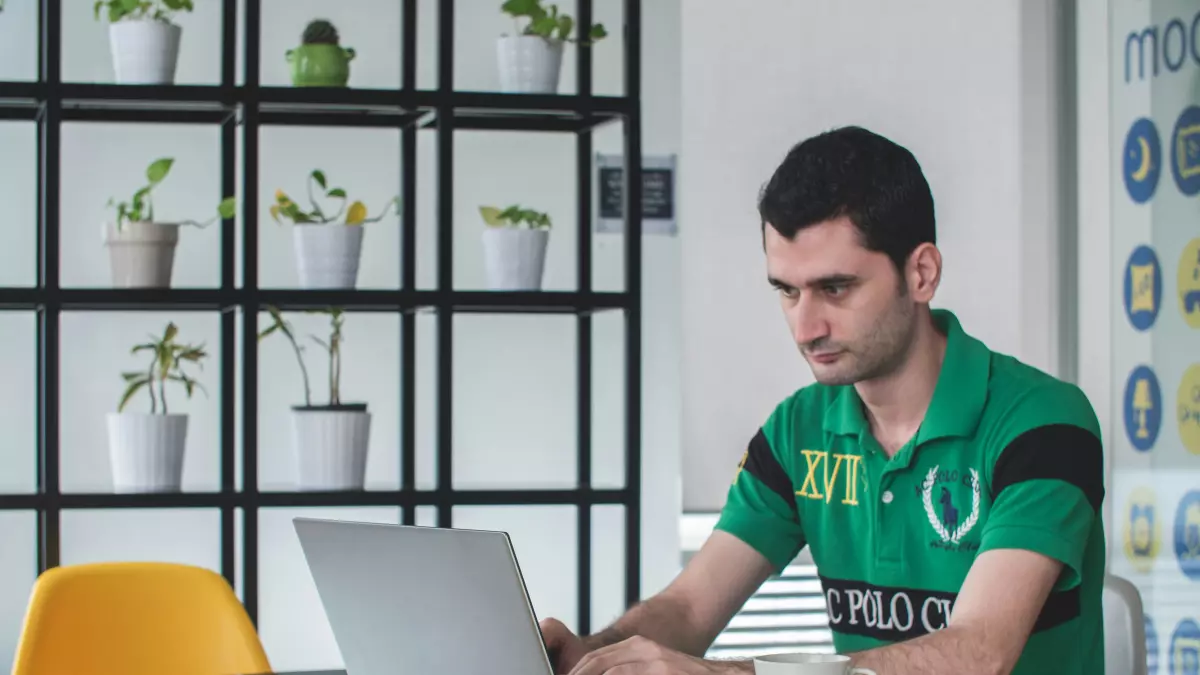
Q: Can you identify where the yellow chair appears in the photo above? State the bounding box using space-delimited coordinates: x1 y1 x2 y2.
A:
11 561 272 675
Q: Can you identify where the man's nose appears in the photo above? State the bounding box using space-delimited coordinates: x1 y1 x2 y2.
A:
790 296 829 346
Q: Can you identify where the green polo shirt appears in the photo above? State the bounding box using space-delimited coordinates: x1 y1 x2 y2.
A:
716 309 1105 675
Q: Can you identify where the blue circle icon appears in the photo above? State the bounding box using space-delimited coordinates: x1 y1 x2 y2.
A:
1169 618 1200 675
1174 489 1200 581
1124 365 1162 451
1172 106 1200 196
1124 245 1163 331
1126 117 1162 203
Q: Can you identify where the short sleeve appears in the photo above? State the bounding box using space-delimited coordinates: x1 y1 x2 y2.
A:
714 403 807 574
979 384 1104 590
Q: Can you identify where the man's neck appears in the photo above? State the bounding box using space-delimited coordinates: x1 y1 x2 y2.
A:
855 312 948 456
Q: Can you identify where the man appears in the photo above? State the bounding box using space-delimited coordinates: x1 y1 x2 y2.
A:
539 126 1106 675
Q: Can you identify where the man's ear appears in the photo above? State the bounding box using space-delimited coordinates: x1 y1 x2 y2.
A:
906 243 942 303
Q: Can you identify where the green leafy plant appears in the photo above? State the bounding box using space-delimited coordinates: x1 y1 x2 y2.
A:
271 170 400 227
94 0 195 23
258 306 350 407
118 322 208 414
479 204 552 229
107 157 237 231
501 0 607 43
302 18 340 45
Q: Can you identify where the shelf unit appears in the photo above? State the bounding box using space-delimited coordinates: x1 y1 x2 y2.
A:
0 0 643 637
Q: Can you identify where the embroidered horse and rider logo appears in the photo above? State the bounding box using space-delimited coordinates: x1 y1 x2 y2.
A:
921 465 981 547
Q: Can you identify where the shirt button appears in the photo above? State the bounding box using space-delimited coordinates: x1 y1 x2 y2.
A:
882 490 894 504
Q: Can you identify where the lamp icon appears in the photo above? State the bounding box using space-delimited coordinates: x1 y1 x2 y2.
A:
1133 377 1154 439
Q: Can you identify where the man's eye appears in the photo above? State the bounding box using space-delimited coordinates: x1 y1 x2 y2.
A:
823 284 847 296
779 287 799 298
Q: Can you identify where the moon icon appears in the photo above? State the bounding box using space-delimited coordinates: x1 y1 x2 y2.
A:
1133 136 1152 182
1124 117 1161 204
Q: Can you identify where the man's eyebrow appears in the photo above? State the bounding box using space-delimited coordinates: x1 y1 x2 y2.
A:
767 273 859 288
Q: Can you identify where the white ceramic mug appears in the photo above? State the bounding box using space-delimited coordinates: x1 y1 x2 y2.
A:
753 652 876 675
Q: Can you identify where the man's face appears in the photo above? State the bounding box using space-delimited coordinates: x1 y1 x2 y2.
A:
764 217 918 386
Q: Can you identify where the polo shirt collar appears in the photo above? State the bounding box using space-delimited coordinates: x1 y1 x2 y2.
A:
822 309 991 444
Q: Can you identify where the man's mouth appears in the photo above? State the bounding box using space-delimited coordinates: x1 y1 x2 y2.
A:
806 350 844 364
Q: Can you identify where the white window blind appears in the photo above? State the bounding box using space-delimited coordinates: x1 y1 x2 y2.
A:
680 514 835 659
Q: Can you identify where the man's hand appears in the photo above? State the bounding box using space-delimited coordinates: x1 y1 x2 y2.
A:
568 635 751 675
541 618 591 674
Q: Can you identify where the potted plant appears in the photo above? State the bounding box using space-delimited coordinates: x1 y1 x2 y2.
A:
479 204 552 290
108 322 207 493
286 19 356 87
496 0 607 94
259 306 371 491
271 169 399 289
94 0 194 85
104 157 237 289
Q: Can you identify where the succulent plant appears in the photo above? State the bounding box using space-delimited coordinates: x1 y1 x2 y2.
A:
302 19 340 45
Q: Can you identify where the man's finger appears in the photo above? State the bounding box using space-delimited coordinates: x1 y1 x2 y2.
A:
569 637 657 675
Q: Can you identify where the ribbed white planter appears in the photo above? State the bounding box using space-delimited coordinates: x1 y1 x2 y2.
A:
291 405 371 491
292 225 364 289
104 221 179 288
482 227 549 290
106 413 188 493
109 20 182 85
496 35 563 93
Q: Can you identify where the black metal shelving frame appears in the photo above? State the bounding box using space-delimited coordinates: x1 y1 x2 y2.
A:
0 0 642 638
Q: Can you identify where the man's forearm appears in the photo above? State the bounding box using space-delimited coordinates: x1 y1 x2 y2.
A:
584 593 747 661
583 594 713 656
849 625 1010 675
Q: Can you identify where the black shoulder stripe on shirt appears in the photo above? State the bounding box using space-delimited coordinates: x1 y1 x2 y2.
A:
743 428 797 515
991 423 1104 513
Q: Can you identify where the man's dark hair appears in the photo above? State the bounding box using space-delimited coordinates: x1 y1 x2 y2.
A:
757 126 936 273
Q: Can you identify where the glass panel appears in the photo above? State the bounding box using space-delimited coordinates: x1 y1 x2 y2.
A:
416 506 437 526
1108 2 1200 670
256 127 403 291
256 310 400 492
591 0 627 98
589 114 629 294
59 312 223 493
59 123 223 289
59 509 222 570
0 123 36 288
0 1 37 81
61 0 225 85
258 0 402 90
415 0 438 91
591 505 625 632
415 312 437 490
0 313 36 494
414 126 437 291
0 512 36 675
452 314 576 489
591 311 625 488
451 131 578 291
452 505 578 633
257 507 400 672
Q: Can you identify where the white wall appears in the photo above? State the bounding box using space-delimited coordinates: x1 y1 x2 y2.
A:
0 0 682 670
678 1 1073 512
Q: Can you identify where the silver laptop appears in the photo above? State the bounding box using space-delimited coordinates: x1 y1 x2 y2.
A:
293 517 556 675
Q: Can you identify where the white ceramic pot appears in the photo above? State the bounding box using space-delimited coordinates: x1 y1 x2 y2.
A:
496 35 564 94
106 412 188 493
482 227 549 290
292 224 365 289
109 20 182 85
104 221 179 288
291 405 371 491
